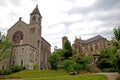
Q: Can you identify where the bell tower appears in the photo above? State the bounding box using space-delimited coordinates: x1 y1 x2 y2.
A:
62 36 68 49
29 5 42 26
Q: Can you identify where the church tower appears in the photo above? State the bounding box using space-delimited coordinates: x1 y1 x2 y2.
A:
62 36 68 49
29 5 42 26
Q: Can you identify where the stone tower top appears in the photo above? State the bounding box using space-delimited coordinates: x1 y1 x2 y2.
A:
29 5 42 26
62 36 68 49
30 5 42 18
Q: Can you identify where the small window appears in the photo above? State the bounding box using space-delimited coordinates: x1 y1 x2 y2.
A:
32 16 36 22
22 48 24 55
30 28 35 34
21 60 23 66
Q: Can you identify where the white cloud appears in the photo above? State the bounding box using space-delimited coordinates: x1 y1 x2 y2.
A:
0 0 120 52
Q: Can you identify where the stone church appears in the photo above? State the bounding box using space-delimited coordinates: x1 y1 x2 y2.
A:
62 35 109 59
0 5 51 70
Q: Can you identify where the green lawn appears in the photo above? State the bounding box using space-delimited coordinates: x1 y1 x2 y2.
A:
3 70 108 80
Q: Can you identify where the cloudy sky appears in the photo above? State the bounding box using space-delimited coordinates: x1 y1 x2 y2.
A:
0 0 120 51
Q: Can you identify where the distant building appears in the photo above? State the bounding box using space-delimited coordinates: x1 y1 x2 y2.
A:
62 35 109 60
62 36 68 49
72 35 109 56
0 5 51 70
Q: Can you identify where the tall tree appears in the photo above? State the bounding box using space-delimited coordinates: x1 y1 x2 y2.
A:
112 27 120 73
64 40 72 52
112 27 120 49
0 33 13 62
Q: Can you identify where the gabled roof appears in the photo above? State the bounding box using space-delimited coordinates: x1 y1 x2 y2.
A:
8 18 28 32
30 5 42 18
85 35 104 43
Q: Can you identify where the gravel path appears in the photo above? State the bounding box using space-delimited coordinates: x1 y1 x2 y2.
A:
96 72 119 80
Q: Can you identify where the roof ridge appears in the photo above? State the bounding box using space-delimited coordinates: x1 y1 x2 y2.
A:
85 35 104 43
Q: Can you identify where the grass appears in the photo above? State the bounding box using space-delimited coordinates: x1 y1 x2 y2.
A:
3 70 108 80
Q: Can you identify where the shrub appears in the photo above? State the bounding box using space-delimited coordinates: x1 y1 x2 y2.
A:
33 62 38 70
63 59 82 73
3 69 12 75
10 65 25 73
85 64 92 71
0 70 3 75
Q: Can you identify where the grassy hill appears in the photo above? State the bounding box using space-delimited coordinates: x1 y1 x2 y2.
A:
1 70 107 80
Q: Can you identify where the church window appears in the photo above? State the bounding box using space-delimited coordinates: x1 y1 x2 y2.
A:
13 61 15 66
21 60 23 66
91 47 93 51
32 16 36 23
22 48 24 55
37 40 40 48
95 44 98 50
12 31 23 44
30 28 35 34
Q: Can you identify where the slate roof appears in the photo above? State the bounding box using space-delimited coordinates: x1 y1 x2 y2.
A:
85 35 104 43
30 5 42 18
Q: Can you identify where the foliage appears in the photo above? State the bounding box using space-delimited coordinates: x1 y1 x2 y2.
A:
112 27 120 49
9 65 25 73
0 65 25 75
63 40 72 52
75 56 93 71
3 69 12 75
0 33 13 62
97 48 117 70
63 51 72 59
112 27 120 73
49 51 61 70
33 62 38 70
63 59 82 73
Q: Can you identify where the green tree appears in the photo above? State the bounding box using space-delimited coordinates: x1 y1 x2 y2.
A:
112 27 120 73
0 33 13 62
77 56 93 71
112 27 120 49
64 40 72 52
63 59 82 73
97 48 117 71
49 51 60 70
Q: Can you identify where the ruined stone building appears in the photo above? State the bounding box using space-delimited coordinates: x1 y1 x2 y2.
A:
0 5 51 70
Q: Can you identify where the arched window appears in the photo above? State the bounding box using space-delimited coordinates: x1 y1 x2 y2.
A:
32 16 36 23
12 31 23 44
21 60 23 66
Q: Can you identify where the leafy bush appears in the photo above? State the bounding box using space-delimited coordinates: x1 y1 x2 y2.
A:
63 59 82 73
10 65 25 73
84 64 92 71
3 69 12 75
97 48 117 70
0 69 12 75
0 70 4 75
33 62 38 70
0 65 25 75
49 52 61 70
